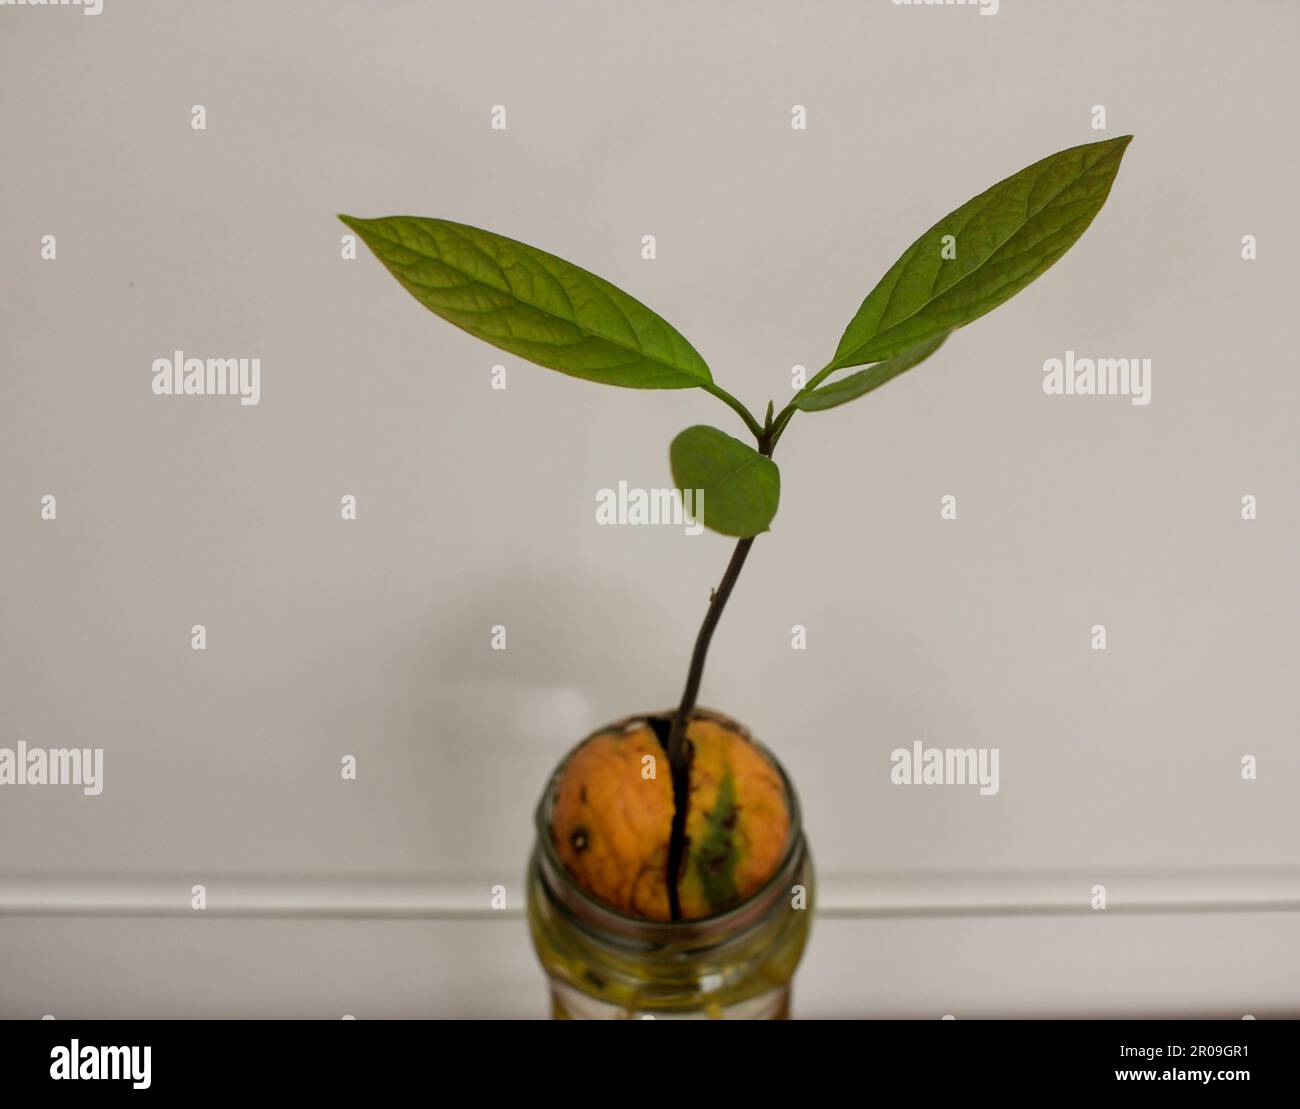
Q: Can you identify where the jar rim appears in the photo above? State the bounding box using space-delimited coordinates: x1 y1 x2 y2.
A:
533 707 805 947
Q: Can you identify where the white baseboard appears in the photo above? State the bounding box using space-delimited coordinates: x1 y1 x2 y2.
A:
2 867 1297 919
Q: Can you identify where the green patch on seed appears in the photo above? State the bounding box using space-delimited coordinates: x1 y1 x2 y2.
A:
693 766 739 912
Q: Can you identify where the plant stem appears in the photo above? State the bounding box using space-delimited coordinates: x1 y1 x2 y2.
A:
768 359 837 448
662 427 773 919
664 536 757 767
701 381 765 442
663 534 755 919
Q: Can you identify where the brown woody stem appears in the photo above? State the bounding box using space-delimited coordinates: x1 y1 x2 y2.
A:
663 429 773 919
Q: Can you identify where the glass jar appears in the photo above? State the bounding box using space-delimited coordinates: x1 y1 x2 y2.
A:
526 713 814 1019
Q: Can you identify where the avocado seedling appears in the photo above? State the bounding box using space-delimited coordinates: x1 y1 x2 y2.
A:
341 135 1132 920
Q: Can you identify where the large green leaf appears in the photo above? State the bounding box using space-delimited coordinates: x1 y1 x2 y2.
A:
830 136 1131 371
339 215 712 389
669 426 780 538
795 332 950 413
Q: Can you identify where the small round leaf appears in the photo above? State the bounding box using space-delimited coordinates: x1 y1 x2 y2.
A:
669 426 780 538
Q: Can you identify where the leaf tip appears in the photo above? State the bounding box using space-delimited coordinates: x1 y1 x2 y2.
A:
1103 135 1134 161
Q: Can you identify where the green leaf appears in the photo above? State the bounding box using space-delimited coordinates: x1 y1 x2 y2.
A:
830 135 1132 371
669 426 780 538
339 215 712 389
795 332 951 412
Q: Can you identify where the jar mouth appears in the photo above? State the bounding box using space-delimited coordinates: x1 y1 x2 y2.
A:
533 708 805 947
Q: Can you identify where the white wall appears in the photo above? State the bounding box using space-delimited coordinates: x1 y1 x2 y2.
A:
1 0 1297 1017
